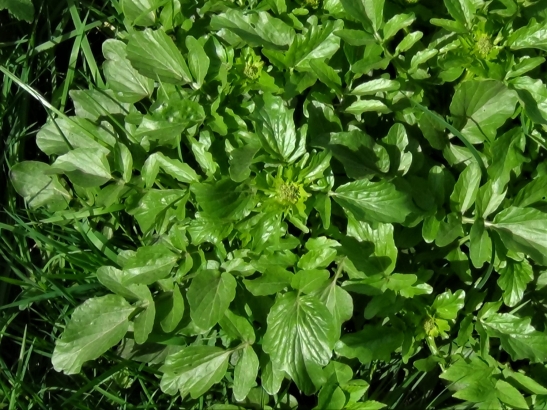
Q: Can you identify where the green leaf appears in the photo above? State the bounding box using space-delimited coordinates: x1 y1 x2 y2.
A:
0 0 34 22
346 217 397 275
229 144 260 183
121 0 156 26
252 93 304 163
492 207 547 266
70 89 129 121
316 280 353 339
435 213 464 247
186 36 210 87
476 180 506 218
243 266 293 296
333 179 414 223
52 295 134 374
263 292 337 394
298 247 337 270
187 270 237 330
345 100 390 115
233 346 259 401
450 162 481 213
143 152 200 187
160 346 231 397
37 117 111 156
469 221 492 269
395 31 423 54
127 28 192 84
481 313 547 362
503 369 547 395
432 289 465 320
292 269 330 294
131 285 156 344
383 13 415 41
10 161 71 210
351 78 400 95
191 179 252 221
123 245 178 285
509 19 547 52
261 357 284 395
334 325 403 364
345 401 386 410
309 59 342 94
488 128 526 187
496 380 528 409
341 0 384 32
514 175 547 208
283 18 343 70
219 309 256 343
127 189 186 234
102 39 154 103
449 80 519 144
316 385 346 410
497 259 533 308
51 148 111 188
96 266 139 300
334 29 376 46
210 9 295 49
157 285 184 333
322 130 390 179
443 0 474 27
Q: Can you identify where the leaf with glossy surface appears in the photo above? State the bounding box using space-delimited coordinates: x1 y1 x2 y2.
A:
123 245 178 285
157 285 184 333
102 39 154 103
210 9 295 49
383 13 415 40
292 269 330 294
127 28 192 84
37 117 111 156
481 313 547 362
432 289 465 320
509 19 547 52
187 270 237 330
492 207 547 266
186 36 210 87
10 161 70 210
233 346 259 401
160 346 231 397
219 309 255 343
263 292 337 394
449 80 518 144
0 0 34 21
51 148 111 188
132 285 155 344
52 295 134 374
243 266 293 296
450 162 481 213
498 259 533 308
252 93 303 163
333 179 414 223
351 78 400 95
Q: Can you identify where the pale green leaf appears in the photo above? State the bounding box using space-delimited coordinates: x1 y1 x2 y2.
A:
51 148 111 188
52 295 134 374
263 292 337 394
187 270 237 330
233 346 259 401
160 346 231 397
127 28 192 84
333 179 414 223
498 259 533 308
10 161 71 210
